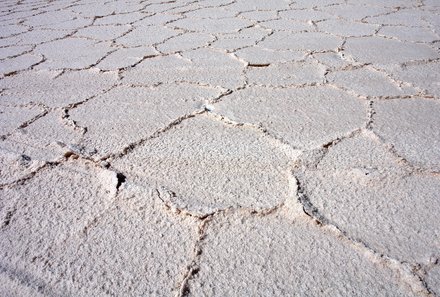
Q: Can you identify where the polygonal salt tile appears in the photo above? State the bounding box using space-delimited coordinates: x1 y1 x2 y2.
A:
426 265 440 296
0 24 28 38
44 17 92 30
53 183 199 296
259 31 342 52
0 69 118 108
365 9 425 26
184 7 236 19
378 26 439 43
214 86 366 149
96 47 157 71
0 54 42 76
319 4 391 21
315 132 401 171
169 17 253 34
246 61 326 87
143 1 188 14
297 133 440 263
373 99 440 171
70 84 223 157
0 159 118 270
0 36 17 48
134 13 180 26
0 160 186 296
235 47 306 65
112 115 300 216
391 62 440 98
156 32 215 54
23 10 81 28
70 1 144 17
239 10 278 22
313 52 351 70
294 0 345 8
343 37 439 69
0 105 42 136
186 210 417 296
279 9 334 21
225 0 291 11
347 0 417 7
2 29 70 46
3 111 83 162
94 12 146 25
0 9 39 23
74 24 132 41
210 27 270 51
164 3 203 14
259 19 313 32
0 45 32 60
327 67 417 97
116 25 178 47
0 149 45 185
317 19 379 37
123 49 245 89
198 0 235 7
34 38 112 70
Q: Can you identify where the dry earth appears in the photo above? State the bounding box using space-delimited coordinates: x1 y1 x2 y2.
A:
0 0 440 296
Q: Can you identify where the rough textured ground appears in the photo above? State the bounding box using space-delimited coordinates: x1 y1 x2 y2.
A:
0 0 439 296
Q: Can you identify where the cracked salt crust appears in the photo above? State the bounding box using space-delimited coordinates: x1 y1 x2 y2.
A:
297 133 440 264
279 9 333 21
0 148 45 185
344 37 439 69
373 99 440 171
378 26 440 43
0 45 31 60
0 105 42 136
0 160 118 284
96 47 157 71
55 183 198 296
122 48 245 89
214 86 366 149
116 25 178 47
319 4 391 20
170 17 253 34
1 0 440 295
391 62 440 98
2 111 83 162
74 24 132 41
210 27 269 52
186 210 417 297
156 32 215 54
0 54 42 77
317 19 380 37
70 84 223 158
327 66 417 98
2 29 70 46
246 60 327 86
112 114 300 216
0 69 118 107
34 38 113 70
260 31 343 52
235 46 306 65
259 19 313 32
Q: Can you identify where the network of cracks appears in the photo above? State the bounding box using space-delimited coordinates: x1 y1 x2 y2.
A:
0 0 440 296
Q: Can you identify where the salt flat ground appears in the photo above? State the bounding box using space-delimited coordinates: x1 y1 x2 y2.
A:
0 0 439 296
